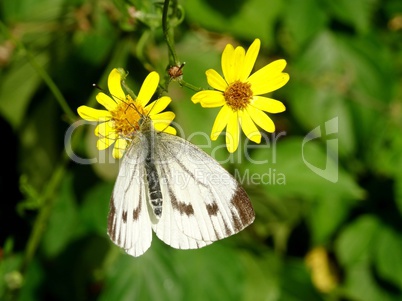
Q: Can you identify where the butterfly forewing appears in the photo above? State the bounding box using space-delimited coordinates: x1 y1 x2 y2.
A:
107 135 153 257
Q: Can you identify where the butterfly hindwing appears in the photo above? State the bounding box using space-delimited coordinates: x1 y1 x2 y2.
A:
152 132 255 247
151 184 212 249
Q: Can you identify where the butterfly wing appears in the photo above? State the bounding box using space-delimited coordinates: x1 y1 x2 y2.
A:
107 135 153 257
151 187 212 249
151 132 255 248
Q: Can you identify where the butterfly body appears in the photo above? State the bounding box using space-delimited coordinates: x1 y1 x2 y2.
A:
143 120 164 218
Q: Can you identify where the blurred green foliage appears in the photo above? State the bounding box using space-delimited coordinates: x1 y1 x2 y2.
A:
1 0 402 300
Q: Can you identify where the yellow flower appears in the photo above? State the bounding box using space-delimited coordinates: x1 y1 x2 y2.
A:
191 39 289 153
77 69 176 159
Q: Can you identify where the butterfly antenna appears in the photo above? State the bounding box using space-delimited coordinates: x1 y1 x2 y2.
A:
92 83 105 91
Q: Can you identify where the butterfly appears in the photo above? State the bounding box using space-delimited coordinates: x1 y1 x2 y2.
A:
107 114 255 256
107 105 254 257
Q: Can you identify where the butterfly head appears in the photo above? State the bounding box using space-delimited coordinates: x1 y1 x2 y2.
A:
137 114 154 133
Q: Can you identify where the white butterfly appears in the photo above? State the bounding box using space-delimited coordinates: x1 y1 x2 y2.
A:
107 115 255 257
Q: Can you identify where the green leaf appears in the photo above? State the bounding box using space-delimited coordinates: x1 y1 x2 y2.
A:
171 244 245 301
241 137 364 243
335 215 380 267
342 262 396 301
370 126 402 215
101 241 248 301
395 171 402 216
100 243 180 301
241 251 282 301
324 0 379 33
283 0 328 49
374 225 402 288
79 182 113 235
0 55 46 129
307 196 355 244
74 32 116 66
18 259 44 301
278 259 324 301
1 0 65 22
289 31 396 161
242 137 364 200
289 31 358 157
289 83 356 158
73 8 117 65
183 0 283 46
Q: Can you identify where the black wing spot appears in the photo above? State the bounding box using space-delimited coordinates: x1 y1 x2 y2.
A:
206 202 219 216
169 189 194 216
122 210 128 223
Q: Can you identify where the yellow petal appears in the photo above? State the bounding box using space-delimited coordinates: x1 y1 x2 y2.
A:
150 111 176 134
96 92 118 111
94 120 117 138
164 126 177 135
211 105 232 140
191 90 226 108
247 59 289 95
145 96 172 115
251 96 286 113
77 106 112 122
154 124 177 135
137 71 159 107
97 136 116 150
247 106 275 133
226 111 240 153
239 110 261 144
108 69 125 103
232 45 246 81
113 138 128 159
221 43 235 84
206 69 228 91
151 111 175 124
239 39 260 82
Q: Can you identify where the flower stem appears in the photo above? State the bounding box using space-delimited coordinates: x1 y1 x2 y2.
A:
162 0 178 65
29 52 76 123
178 79 203 92
21 160 68 272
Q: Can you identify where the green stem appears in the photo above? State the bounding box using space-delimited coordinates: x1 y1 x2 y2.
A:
162 0 178 65
136 30 154 72
178 79 203 92
21 160 68 272
28 52 76 123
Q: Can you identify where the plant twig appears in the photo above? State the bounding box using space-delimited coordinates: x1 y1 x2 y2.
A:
162 0 178 65
178 79 203 92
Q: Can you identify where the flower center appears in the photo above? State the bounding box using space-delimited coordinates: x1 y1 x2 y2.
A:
224 81 253 111
111 95 146 138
